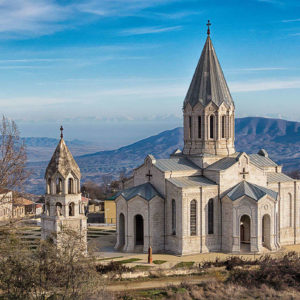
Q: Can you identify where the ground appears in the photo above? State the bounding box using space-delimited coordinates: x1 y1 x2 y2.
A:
17 221 300 268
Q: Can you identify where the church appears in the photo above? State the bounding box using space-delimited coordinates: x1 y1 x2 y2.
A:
115 23 300 255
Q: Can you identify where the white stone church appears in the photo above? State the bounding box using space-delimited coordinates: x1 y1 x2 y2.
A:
115 25 300 255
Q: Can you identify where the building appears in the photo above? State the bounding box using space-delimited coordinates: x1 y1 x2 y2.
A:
0 189 13 222
41 127 87 251
115 23 300 255
13 197 35 217
104 198 116 224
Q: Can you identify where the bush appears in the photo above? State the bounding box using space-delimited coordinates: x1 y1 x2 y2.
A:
227 252 300 290
96 261 131 275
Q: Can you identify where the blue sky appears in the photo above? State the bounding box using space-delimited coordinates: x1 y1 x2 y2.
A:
0 0 300 147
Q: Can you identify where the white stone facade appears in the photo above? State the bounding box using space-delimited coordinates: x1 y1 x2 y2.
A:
115 30 300 255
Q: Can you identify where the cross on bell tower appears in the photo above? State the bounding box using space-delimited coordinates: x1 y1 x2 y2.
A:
206 20 211 35
60 125 64 139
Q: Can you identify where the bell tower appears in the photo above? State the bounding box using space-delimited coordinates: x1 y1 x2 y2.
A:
182 21 235 158
41 126 87 252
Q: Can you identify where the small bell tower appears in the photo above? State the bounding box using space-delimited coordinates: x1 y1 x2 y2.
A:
183 21 236 158
41 126 87 252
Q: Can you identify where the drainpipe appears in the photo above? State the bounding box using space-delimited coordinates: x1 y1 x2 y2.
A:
148 200 150 251
200 186 203 253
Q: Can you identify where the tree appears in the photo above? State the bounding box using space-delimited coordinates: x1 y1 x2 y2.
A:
0 116 28 192
81 181 104 199
286 169 300 180
0 225 103 299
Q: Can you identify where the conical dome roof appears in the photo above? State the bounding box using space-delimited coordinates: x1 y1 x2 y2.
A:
183 35 234 109
45 137 81 179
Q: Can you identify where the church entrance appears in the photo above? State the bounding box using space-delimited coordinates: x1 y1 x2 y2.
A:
240 215 250 252
262 214 271 249
135 214 144 246
119 213 125 248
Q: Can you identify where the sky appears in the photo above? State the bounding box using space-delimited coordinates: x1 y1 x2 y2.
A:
0 0 299 148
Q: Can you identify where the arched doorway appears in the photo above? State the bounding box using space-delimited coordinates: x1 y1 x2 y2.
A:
240 215 251 252
135 214 144 246
119 213 125 248
262 214 271 249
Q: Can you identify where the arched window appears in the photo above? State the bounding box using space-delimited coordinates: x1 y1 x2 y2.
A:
69 202 75 216
289 193 293 227
68 178 74 194
47 178 51 194
190 200 197 236
172 199 176 235
46 203 50 216
209 115 214 139
189 116 192 139
208 198 214 234
198 116 202 139
56 178 63 194
56 202 63 216
221 115 226 138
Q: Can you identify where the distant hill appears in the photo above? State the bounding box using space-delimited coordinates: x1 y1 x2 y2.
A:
23 137 102 162
26 117 300 194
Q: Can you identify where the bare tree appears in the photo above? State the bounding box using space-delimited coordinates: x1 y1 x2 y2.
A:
0 116 28 192
286 169 300 180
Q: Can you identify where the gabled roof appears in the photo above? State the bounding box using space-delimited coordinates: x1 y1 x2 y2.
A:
267 172 293 183
154 157 200 172
226 181 277 202
249 154 278 168
167 176 216 188
206 156 237 171
116 182 163 201
183 36 234 109
45 138 81 179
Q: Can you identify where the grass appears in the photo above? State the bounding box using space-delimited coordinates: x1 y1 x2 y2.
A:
133 265 152 271
174 261 194 269
116 258 142 264
153 260 167 265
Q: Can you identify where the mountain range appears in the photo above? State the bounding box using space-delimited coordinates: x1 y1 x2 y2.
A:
25 117 300 195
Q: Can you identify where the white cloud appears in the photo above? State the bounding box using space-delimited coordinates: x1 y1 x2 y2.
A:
0 0 180 38
282 18 300 23
120 25 182 35
230 78 300 92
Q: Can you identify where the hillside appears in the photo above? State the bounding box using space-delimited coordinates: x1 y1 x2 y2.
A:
26 117 300 194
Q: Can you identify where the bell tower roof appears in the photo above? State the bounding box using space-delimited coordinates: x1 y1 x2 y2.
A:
45 126 81 179
183 21 234 109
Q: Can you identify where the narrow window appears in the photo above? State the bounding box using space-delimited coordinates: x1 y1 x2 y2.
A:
198 116 201 139
210 115 214 139
190 200 197 236
69 202 75 216
189 116 192 139
56 178 62 194
222 115 226 138
68 178 74 194
47 178 51 194
208 199 214 234
172 199 176 235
